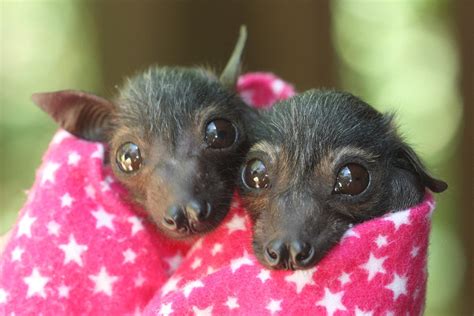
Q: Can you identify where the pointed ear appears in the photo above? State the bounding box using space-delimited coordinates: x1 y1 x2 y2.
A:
32 90 114 142
220 25 247 89
396 143 448 193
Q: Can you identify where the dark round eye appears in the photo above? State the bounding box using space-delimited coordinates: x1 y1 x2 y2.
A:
205 119 237 149
242 159 270 189
333 163 369 195
116 142 142 173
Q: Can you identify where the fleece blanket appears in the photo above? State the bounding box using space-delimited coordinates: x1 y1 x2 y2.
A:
0 72 434 315
142 195 434 316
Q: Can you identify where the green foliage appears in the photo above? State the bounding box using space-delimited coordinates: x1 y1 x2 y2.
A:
0 2 102 232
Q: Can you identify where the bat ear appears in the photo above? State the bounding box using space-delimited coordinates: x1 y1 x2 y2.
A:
220 25 247 89
397 143 448 193
32 90 114 142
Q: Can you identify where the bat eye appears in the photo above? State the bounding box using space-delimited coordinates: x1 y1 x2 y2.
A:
242 159 270 189
205 119 237 149
116 142 142 173
333 163 369 195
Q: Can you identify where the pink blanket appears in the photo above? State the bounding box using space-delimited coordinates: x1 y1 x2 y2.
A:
142 195 433 316
0 73 433 315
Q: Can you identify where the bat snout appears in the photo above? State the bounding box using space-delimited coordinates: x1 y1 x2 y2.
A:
262 238 316 270
162 199 213 235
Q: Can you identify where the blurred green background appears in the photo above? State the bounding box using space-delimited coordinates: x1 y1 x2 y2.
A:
0 1 471 314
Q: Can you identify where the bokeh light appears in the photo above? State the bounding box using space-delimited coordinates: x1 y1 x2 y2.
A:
0 2 102 232
332 0 464 314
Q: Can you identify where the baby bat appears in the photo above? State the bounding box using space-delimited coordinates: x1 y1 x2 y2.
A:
32 26 256 239
239 90 447 270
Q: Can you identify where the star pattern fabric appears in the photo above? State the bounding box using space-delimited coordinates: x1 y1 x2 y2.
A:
143 194 435 316
0 73 435 315
0 130 191 315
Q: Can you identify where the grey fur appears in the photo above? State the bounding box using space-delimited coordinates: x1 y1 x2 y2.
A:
239 89 447 270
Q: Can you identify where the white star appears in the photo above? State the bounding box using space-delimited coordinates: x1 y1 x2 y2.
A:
123 248 137 264
52 130 71 144
266 299 282 315
426 202 435 219
164 253 183 274
193 305 213 316
338 272 351 286
58 234 88 266
182 280 204 298
11 246 25 262
189 239 204 254
230 200 240 209
385 273 408 301
384 211 410 230
342 228 360 240
134 273 146 287
211 243 223 256
158 302 173 316
127 216 144 236
89 266 119 296
85 185 96 199
240 90 254 105
17 213 36 238
60 193 74 208
355 307 374 316
191 257 202 270
315 288 346 316
161 276 181 297
67 151 81 166
91 144 104 159
58 284 70 298
100 180 111 192
132 306 142 316
23 268 50 298
206 266 216 275
225 214 246 234
271 79 285 94
47 220 61 236
40 162 60 185
0 288 8 304
230 251 253 273
411 246 420 257
360 253 387 281
225 296 239 310
285 267 316 294
413 287 421 299
375 235 388 248
257 269 271 283
91 207 115 231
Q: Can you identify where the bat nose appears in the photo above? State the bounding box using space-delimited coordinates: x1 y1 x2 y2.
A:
185 199 212 222
289 240 315 269
162 199 212 234
264 239 289 268
163 205 188 231
264 239 315 270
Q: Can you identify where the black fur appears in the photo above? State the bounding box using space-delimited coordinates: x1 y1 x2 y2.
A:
239 89 447 270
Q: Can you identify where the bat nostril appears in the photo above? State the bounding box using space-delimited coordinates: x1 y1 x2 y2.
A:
163 205 187 231
295 248 311 261
264 239 288 268
164 217 174 226
267 248 278 260
186 199 212 222
290 241 315 268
